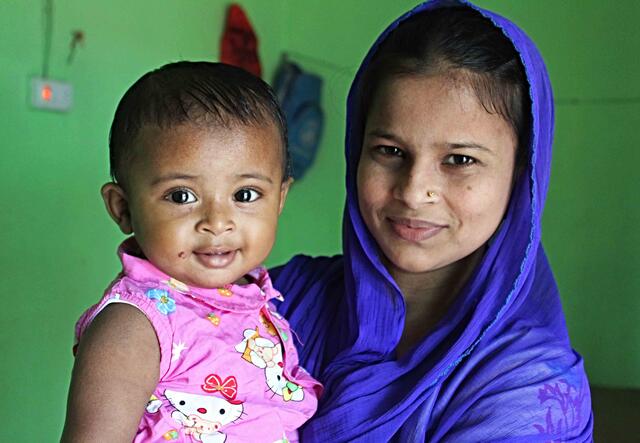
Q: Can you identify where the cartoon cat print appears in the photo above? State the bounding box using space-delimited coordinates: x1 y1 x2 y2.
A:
236 327 280 368
164 388 243 443
235 328 304 402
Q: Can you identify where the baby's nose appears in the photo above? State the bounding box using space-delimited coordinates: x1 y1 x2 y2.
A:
196 202 235 235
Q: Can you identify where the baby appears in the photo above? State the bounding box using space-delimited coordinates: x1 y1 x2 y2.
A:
62 62 321 443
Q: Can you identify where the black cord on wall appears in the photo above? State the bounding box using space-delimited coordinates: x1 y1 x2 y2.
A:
42 0 53 78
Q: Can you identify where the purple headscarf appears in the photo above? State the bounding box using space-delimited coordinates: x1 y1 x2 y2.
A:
272 1 593 441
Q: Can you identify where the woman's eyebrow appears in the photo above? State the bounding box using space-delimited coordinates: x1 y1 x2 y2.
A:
366 129 403 143
367 131 493 154
449 142 493 153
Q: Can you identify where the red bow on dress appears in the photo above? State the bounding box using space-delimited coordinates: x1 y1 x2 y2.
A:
201 374 244 405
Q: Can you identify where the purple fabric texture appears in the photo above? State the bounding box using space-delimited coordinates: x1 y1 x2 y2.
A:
272 0 593 441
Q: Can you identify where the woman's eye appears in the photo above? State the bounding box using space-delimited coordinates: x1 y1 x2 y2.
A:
377 146 404 157
234 188 261 203
166 189 197 204
444 154 476 166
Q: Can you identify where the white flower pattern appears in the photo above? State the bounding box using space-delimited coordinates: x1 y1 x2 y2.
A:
172 341 188 362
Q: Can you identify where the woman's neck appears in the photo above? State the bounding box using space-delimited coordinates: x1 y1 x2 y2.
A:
388 247 485 358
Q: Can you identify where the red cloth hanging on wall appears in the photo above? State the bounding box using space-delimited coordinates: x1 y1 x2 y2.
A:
220 4 262 77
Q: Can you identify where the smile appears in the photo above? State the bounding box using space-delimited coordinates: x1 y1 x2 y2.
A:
193 248 237 269
387 216 446 243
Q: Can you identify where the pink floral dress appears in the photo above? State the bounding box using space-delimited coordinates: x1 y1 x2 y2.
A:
75 243 321 443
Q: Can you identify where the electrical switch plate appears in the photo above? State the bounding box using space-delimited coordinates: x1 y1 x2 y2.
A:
31 77 73 111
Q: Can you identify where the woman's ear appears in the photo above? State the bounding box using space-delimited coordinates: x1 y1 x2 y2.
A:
278 177 293 215
101 182 133 234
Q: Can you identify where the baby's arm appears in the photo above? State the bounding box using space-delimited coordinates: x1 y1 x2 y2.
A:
61 304 160 442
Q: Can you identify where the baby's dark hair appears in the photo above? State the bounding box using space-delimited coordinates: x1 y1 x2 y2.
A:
359 6 531 172
109 61 289 186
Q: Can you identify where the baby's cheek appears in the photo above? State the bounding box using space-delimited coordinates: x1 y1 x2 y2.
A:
250 219 277 247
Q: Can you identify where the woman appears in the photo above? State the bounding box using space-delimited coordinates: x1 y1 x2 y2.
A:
273 1 593 441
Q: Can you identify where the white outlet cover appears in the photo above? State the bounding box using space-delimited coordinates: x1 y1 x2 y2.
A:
31 77 73 112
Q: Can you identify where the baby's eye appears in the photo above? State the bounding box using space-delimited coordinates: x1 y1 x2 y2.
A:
166 189 197 204
234 188 261 203
444 154 476 166
377 145 404 157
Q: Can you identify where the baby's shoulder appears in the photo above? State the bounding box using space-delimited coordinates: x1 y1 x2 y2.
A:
76 274 185 378
77 275 180 341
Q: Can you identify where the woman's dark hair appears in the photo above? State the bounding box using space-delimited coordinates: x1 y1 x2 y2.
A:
109 61 289 185
359 6 530 171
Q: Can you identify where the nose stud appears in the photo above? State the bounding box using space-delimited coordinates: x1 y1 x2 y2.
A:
427 191 436 198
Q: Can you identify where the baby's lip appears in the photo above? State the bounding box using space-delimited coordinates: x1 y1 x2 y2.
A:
194 246 236 255
193 248 238 269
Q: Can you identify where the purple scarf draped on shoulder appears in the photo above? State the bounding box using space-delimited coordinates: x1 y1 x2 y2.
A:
271 1 593 441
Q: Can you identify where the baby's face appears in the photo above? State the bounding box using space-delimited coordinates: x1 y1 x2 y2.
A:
123 123 289 288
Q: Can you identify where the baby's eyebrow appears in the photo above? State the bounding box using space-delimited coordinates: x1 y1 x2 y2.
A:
150 174 198 186
237 173 273 184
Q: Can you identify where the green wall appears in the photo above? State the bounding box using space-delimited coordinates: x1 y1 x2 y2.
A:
1 0 638 439
0 1 287 439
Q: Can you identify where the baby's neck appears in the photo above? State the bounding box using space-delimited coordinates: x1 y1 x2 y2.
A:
234 275 250 286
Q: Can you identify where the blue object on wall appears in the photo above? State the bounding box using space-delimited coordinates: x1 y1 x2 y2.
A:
273 58 324 180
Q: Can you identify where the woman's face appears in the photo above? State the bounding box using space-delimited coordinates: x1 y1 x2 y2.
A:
357 73 518 276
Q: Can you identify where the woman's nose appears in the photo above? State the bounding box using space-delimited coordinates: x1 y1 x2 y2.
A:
393 168 440 208
196 202 235 236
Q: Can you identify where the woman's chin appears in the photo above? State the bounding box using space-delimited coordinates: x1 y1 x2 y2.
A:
381 250 446 275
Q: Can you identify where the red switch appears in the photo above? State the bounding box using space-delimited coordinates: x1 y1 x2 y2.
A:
41 84 53 101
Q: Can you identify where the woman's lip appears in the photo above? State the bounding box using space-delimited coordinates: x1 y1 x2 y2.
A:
389 216 445 229
387 217 446 242
193 250 237 269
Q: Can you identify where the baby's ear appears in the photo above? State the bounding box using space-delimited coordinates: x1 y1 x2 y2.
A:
278 177 293 215
101 182 133 234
